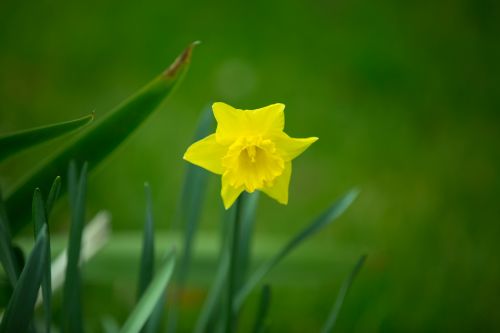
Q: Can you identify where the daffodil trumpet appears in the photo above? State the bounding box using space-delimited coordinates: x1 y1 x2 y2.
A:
183 102 318 209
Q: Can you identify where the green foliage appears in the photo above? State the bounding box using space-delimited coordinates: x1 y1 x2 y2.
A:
252 285 271 333
3 43 197 235
321 255 367 333
0 225 48 333
234 189 359 312
0 113 94 162
137 182 155 300
167 106 213 333
62 161 88 333
0 44 365 333
32 188 52 333
0 191 19 286
120 251 176 333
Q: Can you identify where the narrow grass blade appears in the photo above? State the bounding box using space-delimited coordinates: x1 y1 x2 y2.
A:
236 191 259 289
252 285 271 333
137 182 155 300
167 105 213 333
62 162 88 333
321 255 366 333
226 195 245 333
0 113 94 162
120 251 176 333
194 207 235 333
32 189 52 333
0 225 48 333
234 189 359 311
5 42 199 235
137 182 163 333
45 176 62 218
0 190 19 286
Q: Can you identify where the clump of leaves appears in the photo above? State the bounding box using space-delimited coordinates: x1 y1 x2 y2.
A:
0 41 365 333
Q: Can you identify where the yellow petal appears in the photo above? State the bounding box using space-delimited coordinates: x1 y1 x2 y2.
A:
212 102 246 144
247 103 285 135
221 174 244 209
261 161 292 204
183 134 227 174
273 133 318 161
213 102 286 143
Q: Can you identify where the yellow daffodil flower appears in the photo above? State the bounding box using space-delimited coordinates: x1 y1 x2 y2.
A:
183 102 318 209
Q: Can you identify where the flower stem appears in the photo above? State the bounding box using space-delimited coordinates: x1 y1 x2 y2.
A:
226 195 245 333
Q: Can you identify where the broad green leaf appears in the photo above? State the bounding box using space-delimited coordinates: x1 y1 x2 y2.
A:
62 162 88 333
234 189 359 312
0 225 48 333
167 105 213 333
32 188 52 333
0 113 93 162
4 42 198 235
46 176 62 218
321 255 367 333
0 190 19 286
137 182 155 300
120 251 176 333
252 285 271 333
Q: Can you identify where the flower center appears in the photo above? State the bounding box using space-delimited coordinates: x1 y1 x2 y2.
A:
222 136 284 192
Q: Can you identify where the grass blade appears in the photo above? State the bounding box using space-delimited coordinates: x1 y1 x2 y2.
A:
236 191 259 289
120 251 176 333
4 42 198 235
321 255 367 333
137 182 155 300
137 182 164 333
45 176 62 218
226 195 245 333
62 162 88 333
32 188 52 333
234 189 359 312
0 190 19 286
0 113 94 162
167 105 213 333
0 225 48 333
252 285 271 333
194 207 235 333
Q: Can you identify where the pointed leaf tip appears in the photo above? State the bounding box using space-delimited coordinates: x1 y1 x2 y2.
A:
163 41 199 78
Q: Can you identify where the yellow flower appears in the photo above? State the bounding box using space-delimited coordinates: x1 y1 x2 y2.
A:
183 102 318 209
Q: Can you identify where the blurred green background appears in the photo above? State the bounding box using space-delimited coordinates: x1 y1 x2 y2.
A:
1 0 499 332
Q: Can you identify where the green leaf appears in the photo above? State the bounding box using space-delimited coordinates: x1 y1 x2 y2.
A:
62 162 88 333
4 42 198 235
0 113 94 162
194 207 235 333
32 188 52 333
45 176 62 218
234 188 359 312
236 191 259 289
321 255 367 333
252 285 271 333
137 182 155 300
226 195 246 333
167 105 213 333
120 251 176 333
0 224 48 333
137 182 164 333
0 190 19 286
